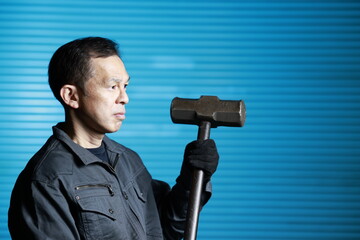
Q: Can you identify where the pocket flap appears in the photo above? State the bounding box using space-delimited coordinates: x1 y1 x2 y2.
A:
133 183 147 203
77 197 117 220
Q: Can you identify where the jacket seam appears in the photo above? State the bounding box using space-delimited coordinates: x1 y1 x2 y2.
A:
31 140 70 183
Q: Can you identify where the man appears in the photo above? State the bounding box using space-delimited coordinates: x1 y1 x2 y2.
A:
8 37 219 239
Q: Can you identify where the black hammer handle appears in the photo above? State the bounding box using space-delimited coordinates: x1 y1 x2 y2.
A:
184 121 211 240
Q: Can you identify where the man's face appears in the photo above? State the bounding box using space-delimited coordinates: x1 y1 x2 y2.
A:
76 55 130 135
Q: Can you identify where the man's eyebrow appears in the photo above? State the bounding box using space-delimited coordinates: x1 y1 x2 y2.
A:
109 77 130 84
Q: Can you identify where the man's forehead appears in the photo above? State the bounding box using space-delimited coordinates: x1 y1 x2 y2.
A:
88 56 130 83
90 55 127 71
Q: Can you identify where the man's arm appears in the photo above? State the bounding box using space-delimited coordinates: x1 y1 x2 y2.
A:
8 179 80 240
153 139 219 240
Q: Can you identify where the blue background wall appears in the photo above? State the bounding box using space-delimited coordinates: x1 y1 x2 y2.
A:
1 0 360 239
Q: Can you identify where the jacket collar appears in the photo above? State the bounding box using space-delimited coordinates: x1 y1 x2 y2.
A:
52 123 124 165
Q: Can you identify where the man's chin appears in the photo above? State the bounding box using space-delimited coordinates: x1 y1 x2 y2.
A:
108 122 123 133
100 119 124 134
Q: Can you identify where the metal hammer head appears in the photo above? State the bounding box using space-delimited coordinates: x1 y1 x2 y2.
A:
170 96 246 128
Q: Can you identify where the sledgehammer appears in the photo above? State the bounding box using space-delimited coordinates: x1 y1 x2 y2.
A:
170 96 246 240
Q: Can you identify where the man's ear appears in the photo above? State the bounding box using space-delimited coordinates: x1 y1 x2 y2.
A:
60 85 80 109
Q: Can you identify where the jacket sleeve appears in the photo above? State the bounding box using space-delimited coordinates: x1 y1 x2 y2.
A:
8 178 80 240
152 179 212 240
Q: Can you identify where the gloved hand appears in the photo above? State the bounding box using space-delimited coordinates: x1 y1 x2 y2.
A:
177 139 219 189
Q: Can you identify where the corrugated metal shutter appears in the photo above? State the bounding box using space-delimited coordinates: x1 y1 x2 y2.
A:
1 1 360 239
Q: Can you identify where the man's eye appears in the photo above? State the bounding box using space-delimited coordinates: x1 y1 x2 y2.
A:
111 85 118 90
124 84 128 89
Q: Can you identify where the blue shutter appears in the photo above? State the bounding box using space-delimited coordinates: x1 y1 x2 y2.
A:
1 1 360 239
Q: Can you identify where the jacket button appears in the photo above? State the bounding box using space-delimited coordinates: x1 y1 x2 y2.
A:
123 191 128 200
109 209 114 214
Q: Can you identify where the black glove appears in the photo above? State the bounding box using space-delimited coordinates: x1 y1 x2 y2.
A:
177 139 219 189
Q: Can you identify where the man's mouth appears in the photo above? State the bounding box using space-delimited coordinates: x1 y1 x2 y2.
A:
114 112 126 120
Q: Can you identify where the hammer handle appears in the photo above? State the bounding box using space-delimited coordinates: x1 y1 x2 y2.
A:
184 121 211 240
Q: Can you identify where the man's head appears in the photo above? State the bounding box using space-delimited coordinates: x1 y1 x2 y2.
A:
48 37 120 105
48 37 130 136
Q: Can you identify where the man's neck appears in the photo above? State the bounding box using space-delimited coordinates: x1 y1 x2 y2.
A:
61 121 104 148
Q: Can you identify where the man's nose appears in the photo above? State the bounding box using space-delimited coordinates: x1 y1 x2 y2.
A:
116 88 129 104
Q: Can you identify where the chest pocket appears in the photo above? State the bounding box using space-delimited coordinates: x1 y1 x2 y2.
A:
127 170 163 238
74 183 128 240
133 179 147 203
129 170 151 210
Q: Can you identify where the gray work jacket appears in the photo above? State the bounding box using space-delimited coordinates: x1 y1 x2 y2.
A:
8 124 211 240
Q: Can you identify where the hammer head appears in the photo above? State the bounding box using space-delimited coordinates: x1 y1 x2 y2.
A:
170 96 246 128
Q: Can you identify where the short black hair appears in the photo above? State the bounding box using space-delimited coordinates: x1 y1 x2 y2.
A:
48 37 120 105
